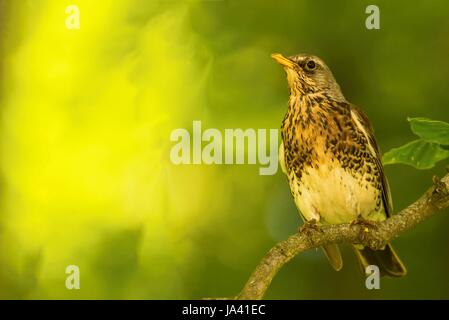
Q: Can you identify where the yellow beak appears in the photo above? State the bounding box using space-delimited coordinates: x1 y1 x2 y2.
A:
271 53 295 68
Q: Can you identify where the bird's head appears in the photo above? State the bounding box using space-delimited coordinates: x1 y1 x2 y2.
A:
271 53 345 102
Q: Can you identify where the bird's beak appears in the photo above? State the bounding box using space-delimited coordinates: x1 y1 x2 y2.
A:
271 53 295 69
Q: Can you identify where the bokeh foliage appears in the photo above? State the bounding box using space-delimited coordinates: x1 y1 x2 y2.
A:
0 0 448 299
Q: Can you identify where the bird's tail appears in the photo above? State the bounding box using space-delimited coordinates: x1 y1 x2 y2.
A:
352 243 407 277
322 244 343 271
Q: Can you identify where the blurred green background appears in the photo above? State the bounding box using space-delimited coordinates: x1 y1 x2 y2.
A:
0 0 449 299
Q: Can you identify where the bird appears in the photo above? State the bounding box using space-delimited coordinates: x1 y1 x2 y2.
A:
271 52 407 277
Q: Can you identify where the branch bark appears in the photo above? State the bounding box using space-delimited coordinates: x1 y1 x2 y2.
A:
221 172 449 300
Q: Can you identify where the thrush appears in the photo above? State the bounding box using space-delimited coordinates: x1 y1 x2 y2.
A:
272 52 407 277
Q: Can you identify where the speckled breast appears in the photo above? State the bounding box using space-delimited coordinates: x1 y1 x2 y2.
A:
281 98 385 225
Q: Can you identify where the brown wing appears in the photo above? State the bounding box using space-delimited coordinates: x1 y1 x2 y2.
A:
350 104 393 217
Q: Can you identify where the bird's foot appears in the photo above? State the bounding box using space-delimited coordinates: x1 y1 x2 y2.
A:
298 219 322 236
350 215 378 233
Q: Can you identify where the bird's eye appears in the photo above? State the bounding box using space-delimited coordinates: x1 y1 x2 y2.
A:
306 60 316 70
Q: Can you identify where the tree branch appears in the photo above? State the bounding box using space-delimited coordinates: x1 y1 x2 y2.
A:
218 172 449 300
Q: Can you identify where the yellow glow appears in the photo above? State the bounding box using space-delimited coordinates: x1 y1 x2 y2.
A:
0 0 217 298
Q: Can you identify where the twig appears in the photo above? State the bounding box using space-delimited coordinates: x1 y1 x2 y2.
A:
211 172 449 300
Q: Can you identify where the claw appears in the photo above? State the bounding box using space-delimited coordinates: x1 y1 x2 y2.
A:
298 219 322 235
350 215 377 232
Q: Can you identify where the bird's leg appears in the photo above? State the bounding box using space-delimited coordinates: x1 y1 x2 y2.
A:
298 218 322 235
350 214 378 232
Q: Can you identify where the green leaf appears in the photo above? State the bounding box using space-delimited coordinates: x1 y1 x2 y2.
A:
382 139 449 169
408 117 449 145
